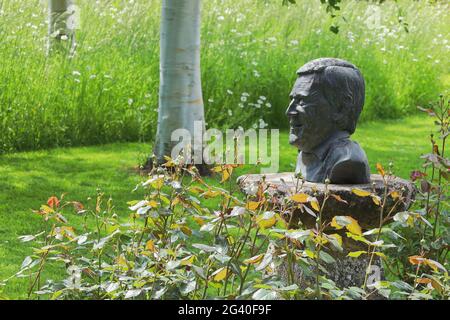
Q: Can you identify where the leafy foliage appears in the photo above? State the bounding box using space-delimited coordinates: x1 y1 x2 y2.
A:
2 97 448 300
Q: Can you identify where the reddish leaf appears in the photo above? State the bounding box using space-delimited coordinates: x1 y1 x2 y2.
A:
47 196 60 209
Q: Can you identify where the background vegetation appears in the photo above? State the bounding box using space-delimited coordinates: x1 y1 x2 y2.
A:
0 0 448 153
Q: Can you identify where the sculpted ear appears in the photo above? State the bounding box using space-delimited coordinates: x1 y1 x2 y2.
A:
332 112 347 131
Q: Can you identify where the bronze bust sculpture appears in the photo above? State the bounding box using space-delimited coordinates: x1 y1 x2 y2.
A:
286 58 371 184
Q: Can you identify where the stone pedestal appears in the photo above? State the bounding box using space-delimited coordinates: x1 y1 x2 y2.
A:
238 173 415 290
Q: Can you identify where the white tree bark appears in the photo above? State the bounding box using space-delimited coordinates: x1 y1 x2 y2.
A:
154 0 205 164
48 0 76 54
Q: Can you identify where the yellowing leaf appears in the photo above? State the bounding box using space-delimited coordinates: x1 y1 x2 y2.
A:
431 279 444 293
40 205 54 214
310 199 320 212
304 250 316 259
256 212 277 229
290 193 309 203
376 163 385 176
212 267 229 282
409 255 424 265
172 197 180 206
159 195 170 205
332 216 362 235
347 251 367 258
180 255 195 266
148 200 158 208
243 254 264 265
424 259 447 273
193 216 205 226
346 232 371 245
408 256 447 273
202 190 221 199
346 217 362 236
330 216 349 230
221 168 232 183
371 195 381 206
313 234 328 245
331 219 343 230
390 191 400 200
416 278 432 284
331 194 348 204
163 156 175 168
189 186 205 194
352 188 371 197
246 201 260 211
152 178 164 190
145 240 156 252
374 252 387 259
329 233 343 247
116 255 128 267
180 225 192 236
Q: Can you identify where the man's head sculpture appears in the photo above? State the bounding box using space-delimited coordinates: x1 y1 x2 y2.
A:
286 58 371 184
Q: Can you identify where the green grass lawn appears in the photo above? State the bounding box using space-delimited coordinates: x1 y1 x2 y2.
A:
0 115 435 299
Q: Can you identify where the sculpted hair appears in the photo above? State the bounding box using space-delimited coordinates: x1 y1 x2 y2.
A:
297 58 365 134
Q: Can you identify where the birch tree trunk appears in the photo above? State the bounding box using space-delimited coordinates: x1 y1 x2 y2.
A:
153 0 206 167
47 0 76 54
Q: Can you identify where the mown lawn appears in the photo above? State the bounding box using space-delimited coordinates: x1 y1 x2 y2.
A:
0 115 435 299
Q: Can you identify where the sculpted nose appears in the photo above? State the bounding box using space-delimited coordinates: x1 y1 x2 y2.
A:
286 99 298 116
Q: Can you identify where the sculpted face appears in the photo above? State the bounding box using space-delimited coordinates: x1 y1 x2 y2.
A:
286 74 336 152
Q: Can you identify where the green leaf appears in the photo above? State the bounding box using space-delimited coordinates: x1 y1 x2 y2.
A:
21 256 32 269
192 243 217 252
252 288 279 300
50 290 64 300
319 251 336 264
124 289 142 299
347 251 367 258
373 252 387 259
278 284 299 291
392 280 414 292
255 252 273 272
192 265 206 280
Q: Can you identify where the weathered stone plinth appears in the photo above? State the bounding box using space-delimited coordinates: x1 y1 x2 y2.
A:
238 173 415 230
238 173 415 291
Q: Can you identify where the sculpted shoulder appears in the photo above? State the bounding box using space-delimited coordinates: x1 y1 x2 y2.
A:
326 140 370 184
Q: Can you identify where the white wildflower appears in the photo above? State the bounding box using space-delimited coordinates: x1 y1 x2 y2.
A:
243 183 258 196
259 119 268 129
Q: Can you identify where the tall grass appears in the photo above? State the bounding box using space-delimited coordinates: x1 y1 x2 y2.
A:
0 0 448 153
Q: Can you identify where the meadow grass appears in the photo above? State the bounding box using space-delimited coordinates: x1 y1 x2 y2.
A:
0 0 448 153
0 115 436 299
